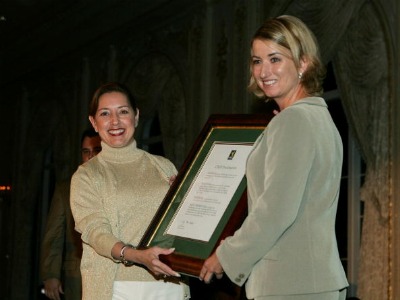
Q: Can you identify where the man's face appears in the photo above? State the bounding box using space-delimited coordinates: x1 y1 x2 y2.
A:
81 135 102 163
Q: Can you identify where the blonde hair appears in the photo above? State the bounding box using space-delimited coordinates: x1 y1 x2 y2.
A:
248 15 326 98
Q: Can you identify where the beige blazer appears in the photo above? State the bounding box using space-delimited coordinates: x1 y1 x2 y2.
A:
217 97 348 299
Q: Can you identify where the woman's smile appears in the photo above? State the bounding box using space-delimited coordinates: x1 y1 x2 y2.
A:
108 128 125 135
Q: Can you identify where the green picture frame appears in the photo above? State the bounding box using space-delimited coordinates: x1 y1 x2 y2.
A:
139 114 272 277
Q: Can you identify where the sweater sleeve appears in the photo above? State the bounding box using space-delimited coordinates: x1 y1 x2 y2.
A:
70 166 119 259
148 154 178 178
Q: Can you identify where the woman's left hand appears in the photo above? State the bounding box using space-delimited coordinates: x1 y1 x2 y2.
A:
134 247 181 277
169 175 177 186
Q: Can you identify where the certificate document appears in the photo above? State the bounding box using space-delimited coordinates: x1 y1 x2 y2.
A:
166 142 253 242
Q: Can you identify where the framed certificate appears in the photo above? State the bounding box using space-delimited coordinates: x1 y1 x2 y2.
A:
138 114 272 277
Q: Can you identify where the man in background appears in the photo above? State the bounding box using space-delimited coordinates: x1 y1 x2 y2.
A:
40 128 102 300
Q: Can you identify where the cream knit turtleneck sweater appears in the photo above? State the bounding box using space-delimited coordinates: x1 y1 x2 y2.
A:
71 140 178 299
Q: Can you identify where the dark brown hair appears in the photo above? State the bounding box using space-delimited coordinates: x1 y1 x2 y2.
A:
89 82 138 117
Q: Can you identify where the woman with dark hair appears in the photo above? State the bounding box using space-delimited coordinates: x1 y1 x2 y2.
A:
200 15 348 300
71 82 190 300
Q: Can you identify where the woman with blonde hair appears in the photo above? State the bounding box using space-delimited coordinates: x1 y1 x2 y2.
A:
200 15 348 300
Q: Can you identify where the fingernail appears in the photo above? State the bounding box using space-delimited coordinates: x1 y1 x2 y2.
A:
175 272 181 277
170 248 175 251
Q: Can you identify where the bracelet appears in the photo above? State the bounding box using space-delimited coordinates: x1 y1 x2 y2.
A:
119 244 136 266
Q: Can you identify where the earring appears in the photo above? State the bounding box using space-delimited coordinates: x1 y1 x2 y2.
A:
298 72 303 79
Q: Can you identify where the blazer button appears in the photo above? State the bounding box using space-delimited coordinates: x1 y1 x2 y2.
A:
235 278 241 283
